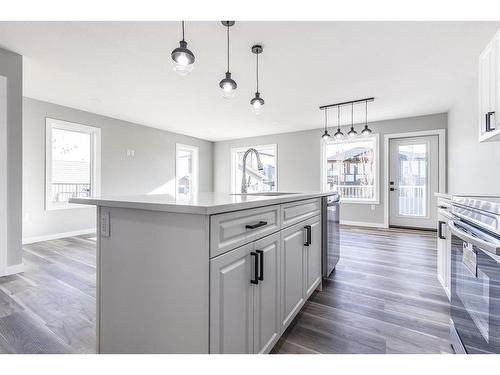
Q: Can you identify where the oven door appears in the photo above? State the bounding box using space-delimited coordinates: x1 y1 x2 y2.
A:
449 220 500 354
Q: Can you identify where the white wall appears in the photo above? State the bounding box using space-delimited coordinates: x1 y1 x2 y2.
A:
448 81 500 195
214 113 447 226
0 48 23 275
23 97 214 241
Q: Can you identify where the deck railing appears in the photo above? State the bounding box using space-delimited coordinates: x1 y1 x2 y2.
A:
328 185 375 199
51 183 91 203
398 185 426 216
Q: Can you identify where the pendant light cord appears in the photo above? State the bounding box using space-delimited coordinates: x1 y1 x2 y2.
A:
351 103 354 129
324 108 328 131
181 21 185 42
226 24 230 73
337 106 341 129
365 100 368 127
256 53 259 92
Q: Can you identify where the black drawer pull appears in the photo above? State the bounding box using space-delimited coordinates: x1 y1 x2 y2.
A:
438 220 446 240
256 250 264 281
304 225 312 246
486 111 495 132
250 252 259 285
246 221 267 230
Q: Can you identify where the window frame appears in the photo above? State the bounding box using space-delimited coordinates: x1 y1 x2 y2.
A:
45 118 101 211
230 144 278 194
321 134 380 204
175 143 199 199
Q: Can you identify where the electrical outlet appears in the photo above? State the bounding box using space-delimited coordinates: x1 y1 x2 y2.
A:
100 211 110 237
126 149 135 157
371 204 375 211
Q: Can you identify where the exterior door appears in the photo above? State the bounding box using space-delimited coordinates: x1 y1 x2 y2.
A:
305 217 321 297
210 242 255 354
389 135 439 229
253 233 281 354
280 222 306 332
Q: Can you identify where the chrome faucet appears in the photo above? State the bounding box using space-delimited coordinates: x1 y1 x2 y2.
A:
241 148 264 194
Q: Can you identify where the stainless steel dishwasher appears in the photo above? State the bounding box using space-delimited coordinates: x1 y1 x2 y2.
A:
322 193 340 277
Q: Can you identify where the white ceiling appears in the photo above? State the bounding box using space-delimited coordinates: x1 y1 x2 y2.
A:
0 21 499 141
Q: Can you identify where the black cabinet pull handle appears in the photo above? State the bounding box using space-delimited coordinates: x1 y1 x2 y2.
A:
256 250 264 281
246 221 267 230
486 111 495 132
304 225 312 246
250 252 259 285
438 220 446 240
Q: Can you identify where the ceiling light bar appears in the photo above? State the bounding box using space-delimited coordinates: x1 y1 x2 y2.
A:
319 97 375 111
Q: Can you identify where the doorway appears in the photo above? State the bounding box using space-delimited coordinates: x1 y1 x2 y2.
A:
388 135 439 229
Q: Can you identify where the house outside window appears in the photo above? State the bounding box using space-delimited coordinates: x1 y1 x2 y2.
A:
231 144 277 194
322 135 379 203
176 143 199 199
45 118 101 210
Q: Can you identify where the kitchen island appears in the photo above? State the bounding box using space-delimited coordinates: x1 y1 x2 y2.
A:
70 192 333 354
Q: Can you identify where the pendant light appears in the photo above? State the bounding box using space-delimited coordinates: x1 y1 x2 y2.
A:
321 108 331 140
361 100 372 135
219 21 237 99
334 105 344 139
347 102 357 137
171 21 195 76
250 45 265 114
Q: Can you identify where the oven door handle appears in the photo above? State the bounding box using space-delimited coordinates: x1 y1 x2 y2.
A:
448 220 500 256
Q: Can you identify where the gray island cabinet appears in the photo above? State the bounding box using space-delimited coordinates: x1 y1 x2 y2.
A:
71 192 328 354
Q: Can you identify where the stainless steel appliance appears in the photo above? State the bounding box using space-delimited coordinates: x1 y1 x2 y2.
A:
448 196 500 354
322 193 340 277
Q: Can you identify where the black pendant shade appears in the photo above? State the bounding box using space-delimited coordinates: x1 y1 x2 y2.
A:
171 21 195 75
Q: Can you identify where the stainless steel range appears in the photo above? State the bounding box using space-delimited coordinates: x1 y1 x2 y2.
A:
448 195 500 354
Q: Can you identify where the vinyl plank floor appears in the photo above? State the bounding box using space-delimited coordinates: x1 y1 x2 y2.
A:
0 227 452 354
272 226 453 354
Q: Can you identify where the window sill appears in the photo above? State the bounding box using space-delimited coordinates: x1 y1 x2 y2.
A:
340 199 379 205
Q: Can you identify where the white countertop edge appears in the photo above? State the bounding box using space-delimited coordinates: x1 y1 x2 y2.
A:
70 192 336 215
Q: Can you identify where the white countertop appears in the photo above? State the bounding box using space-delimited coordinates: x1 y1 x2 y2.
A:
69 192 336 215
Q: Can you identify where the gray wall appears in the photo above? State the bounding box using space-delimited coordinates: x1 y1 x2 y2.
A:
0 48 23 269
214 113 447 225
23 97 214 240
448 81 500 195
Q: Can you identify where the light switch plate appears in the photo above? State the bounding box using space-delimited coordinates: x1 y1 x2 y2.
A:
100 211 110 237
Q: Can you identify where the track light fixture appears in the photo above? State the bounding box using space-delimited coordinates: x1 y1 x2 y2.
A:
361 100 372 135
334 106 344 139
321 108 331 140
250 45 265 114
219 21 237 99
171 21 195 76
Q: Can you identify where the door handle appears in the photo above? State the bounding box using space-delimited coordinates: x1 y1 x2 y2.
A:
256 250 264 281
246 221 267 230
486 111 495 132
250 252 259 285
438 220 446 240
304 225 312 246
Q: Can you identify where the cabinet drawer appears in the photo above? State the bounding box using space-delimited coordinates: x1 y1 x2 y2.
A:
281 198 321 229
210 205 281 258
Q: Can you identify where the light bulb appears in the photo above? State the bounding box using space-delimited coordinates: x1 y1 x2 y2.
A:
171 41 195 76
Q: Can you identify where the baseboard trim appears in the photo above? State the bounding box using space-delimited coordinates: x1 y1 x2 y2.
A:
340 220 386 228
22 228 96 244
1 262 25 277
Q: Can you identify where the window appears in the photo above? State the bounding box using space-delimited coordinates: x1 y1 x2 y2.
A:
231 144 277 194
322 135 379 203
176 144 199 199
45 118 101 210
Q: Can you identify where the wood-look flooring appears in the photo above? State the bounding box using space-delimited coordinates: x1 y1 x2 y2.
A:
272 226 453 354
0 226 452 354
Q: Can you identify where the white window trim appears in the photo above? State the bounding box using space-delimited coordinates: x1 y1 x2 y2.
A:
321 134 380 205
45 118 101 211
230 144 278 194
175 143 199 198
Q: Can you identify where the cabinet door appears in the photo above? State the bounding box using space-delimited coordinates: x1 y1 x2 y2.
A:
280 222 306 331
305 216 322 297
479 41 495 133
210 242 255 354
253 233 281 354
444 222 452 300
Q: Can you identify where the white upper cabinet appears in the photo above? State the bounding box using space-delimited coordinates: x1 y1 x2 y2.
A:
479 29 500 142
